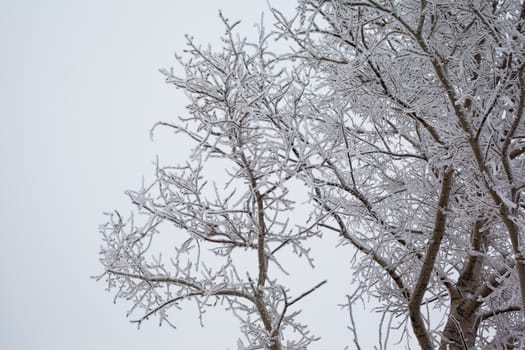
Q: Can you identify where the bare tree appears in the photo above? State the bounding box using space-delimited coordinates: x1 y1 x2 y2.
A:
272 0 525 348
97 13 326 350
97 1 525 349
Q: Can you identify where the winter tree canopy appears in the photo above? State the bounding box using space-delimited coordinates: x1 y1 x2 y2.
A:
97 1 525 349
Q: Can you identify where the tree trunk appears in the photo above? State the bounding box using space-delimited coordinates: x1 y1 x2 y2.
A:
439 300 480 350
440 222 485 349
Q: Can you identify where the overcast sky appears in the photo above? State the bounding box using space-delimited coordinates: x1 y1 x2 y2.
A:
1 1 383 349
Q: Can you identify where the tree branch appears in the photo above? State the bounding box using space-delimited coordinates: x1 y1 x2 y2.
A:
408 167 454 350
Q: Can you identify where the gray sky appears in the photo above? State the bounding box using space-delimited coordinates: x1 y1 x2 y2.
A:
1 1 381 349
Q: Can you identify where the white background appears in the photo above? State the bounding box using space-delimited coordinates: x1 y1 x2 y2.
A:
1 1 380 349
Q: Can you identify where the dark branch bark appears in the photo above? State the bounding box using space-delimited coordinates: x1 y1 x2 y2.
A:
408 167 454 350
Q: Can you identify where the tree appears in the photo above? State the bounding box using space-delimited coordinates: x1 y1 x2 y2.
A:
97 1 525 349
